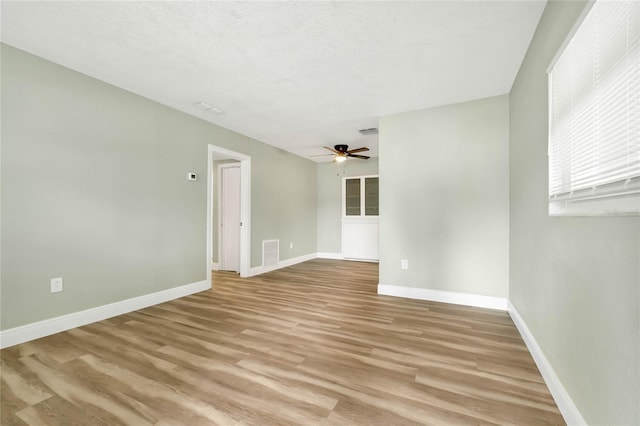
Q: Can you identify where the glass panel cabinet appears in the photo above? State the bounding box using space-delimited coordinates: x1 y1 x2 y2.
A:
342 175 379 261
364 177 379 216
343 175 379 217
345 178 361 216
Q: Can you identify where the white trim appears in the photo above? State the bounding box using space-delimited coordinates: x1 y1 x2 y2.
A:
317 252 344 260
0 280 209 349
377 284 507 311
507 301 586 426
207 146 214 289
211 262 220 271
248 253 316 277
342 257 379 263
208 144 251 279
341 217 379 224
549 180 640 217
316 252 378 263
239 157 251 278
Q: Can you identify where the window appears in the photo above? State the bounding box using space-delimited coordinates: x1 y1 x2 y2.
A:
548 0 639 216
343 176 378 217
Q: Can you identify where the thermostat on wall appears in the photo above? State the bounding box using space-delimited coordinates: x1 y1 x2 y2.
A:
187 172 197 181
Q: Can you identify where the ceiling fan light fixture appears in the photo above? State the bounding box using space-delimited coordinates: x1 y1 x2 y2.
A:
312 144 369 162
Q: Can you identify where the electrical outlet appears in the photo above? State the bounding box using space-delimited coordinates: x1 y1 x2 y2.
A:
289 242 293 249
51 277 63 293
401 259 409 270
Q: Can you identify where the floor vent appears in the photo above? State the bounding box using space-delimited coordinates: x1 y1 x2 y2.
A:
262 240 279 267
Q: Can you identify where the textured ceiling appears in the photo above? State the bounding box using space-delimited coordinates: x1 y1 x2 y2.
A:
1 1 546 162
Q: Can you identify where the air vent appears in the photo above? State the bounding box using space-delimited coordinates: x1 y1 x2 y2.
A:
358 128 378 135
262 240 279 267
194 101 225 115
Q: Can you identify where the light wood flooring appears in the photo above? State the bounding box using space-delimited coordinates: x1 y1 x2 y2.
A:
1 259 564 425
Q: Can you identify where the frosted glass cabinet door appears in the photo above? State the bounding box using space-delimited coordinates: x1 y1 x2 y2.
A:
345 178 361 216
364 177 379 216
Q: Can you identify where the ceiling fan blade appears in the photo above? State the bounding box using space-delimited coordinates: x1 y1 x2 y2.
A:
346 147 369 154
347 154 370 160
324 146 339 153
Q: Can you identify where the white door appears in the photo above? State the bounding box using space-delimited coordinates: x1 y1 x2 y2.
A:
220 165 241 272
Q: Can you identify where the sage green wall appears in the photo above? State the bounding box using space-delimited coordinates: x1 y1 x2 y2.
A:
509 2 639 424
317 158 379 254
1 44 317 329
379 95 509 298
250 141 317 266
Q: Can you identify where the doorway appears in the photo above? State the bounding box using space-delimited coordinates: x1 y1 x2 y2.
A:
219 164 241 272
207 145 251 287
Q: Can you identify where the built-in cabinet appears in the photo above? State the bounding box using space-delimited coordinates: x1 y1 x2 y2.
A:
342 175 379 260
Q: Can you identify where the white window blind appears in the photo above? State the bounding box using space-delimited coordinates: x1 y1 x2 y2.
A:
548 0 640 216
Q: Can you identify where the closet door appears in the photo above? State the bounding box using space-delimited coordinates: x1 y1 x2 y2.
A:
220 165 241 272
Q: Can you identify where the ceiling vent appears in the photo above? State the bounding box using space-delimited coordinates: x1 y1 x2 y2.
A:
358 128 378 135
194 101 225 115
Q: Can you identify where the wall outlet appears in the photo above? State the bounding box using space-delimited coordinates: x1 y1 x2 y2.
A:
289 242 293 249
51 277 63 293
401 259 409 270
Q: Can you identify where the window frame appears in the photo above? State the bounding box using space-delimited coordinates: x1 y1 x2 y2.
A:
547 0 640 216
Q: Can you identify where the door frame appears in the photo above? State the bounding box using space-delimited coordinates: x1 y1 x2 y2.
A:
218 163 241 272
207 144 251 287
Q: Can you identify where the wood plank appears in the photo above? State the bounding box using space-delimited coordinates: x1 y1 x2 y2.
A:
1 259 564 425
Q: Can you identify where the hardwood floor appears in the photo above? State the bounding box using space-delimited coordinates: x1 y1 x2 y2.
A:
1 259 564 425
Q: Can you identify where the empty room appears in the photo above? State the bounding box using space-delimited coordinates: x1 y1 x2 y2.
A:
1 1 638 425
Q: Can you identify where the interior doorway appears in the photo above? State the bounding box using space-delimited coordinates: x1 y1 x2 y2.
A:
219 164 241 272
207 145 251 287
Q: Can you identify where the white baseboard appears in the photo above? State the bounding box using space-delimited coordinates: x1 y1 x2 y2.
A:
317 252 378 263
210 262 220 271
377 284 508 311
316 252 343 260
342 257 379 263
248 253 317 277
508 301 586 426
249 253 379 276
0 280 210 349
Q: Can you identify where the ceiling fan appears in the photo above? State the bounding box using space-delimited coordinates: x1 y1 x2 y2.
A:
311 144 370 162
